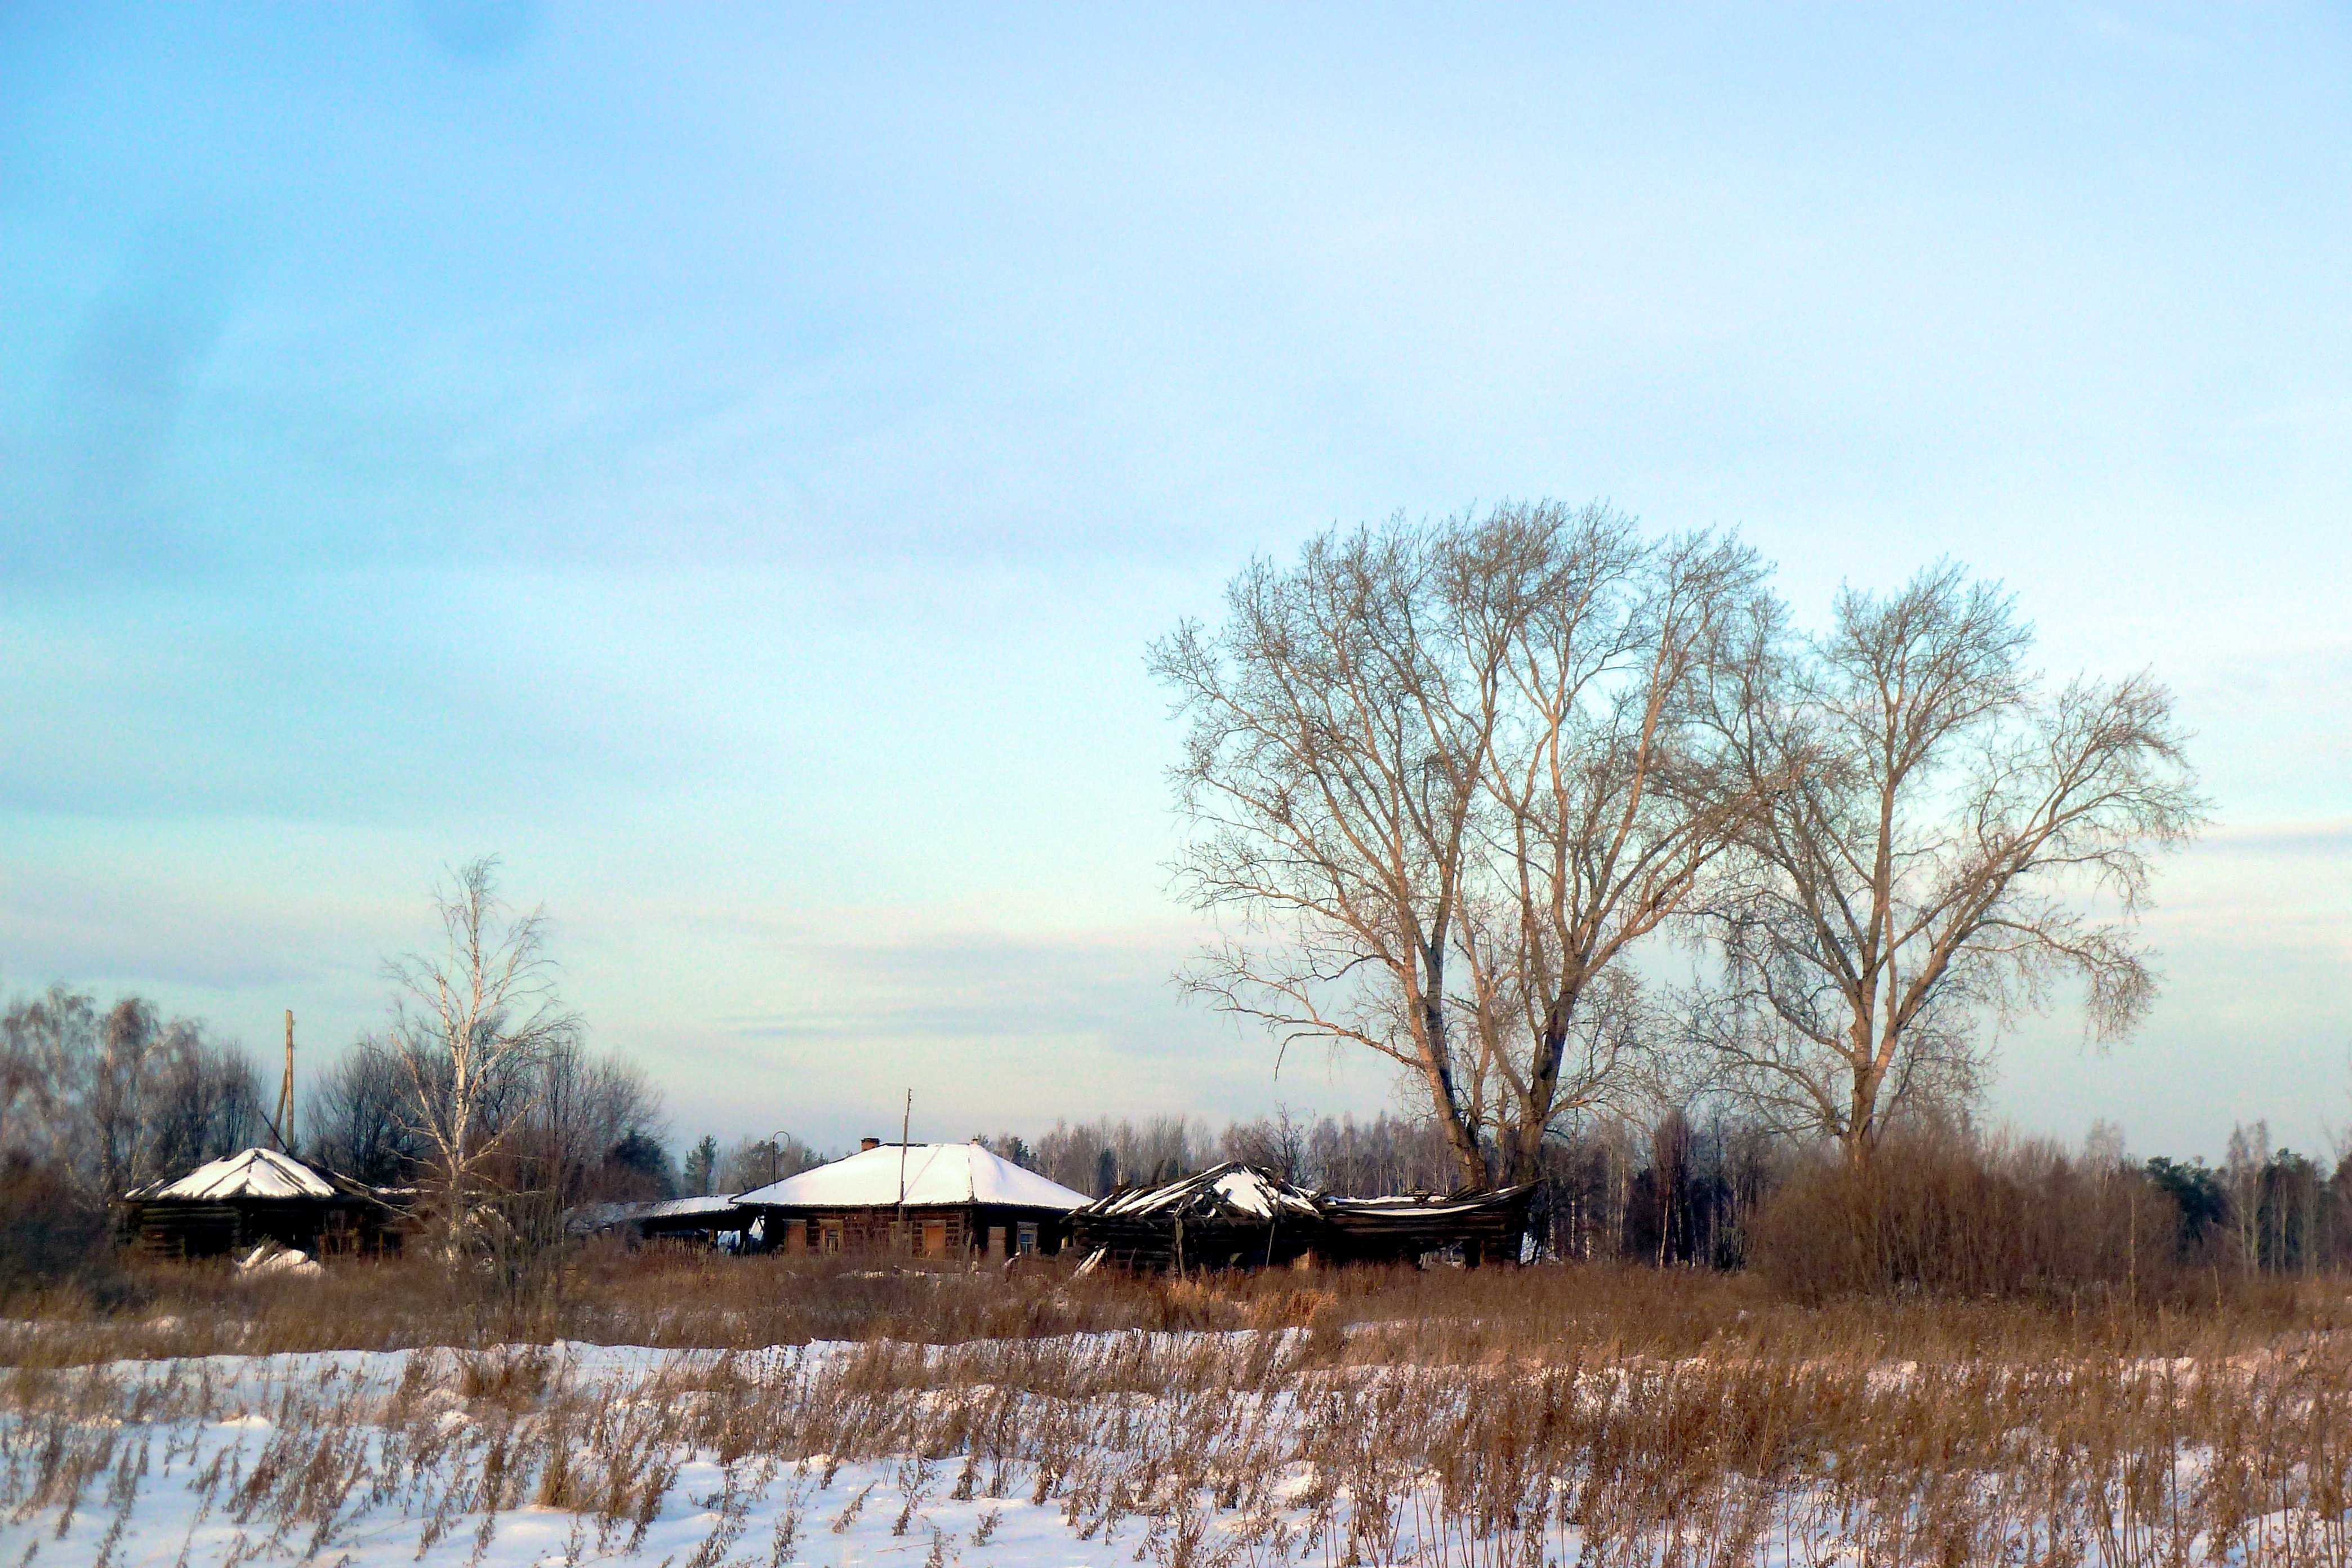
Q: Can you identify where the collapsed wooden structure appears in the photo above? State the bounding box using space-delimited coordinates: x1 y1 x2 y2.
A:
733 1141 1089 1258
119 1147 403 1259
567 1192 750 1245
1068 1161 1535 1271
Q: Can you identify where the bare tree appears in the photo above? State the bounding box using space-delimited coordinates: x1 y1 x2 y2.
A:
386 857 580 1245
718 1133 823 1192
1219 1103 1312 1182
513 1040 669 1205
1156 504 1759 1188
306 1039 429 1187
1695 564 2205 1155
1155 515 1536 1188
1459 510 1765 1182
1304 1111 1463 1196
0 987 262 1197
0 1004 43 1170
0 989 103 1186
142 1026 266 1179
1030 1116 1206 1194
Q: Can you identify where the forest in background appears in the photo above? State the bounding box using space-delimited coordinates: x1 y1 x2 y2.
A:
6 962 2342 1308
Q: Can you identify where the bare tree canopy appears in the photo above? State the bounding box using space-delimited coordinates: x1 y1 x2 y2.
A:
305 1038 426 1189
1693 563 2207 1152
386 856 581 1242
1154 502 1762 1187
518 1040 671 1204
1462 515 1765 1181
0 986 263 1198
718 1133 825 1192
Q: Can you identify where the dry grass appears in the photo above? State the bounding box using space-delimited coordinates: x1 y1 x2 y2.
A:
10 1255 2352 1564
8 1245 2338 1369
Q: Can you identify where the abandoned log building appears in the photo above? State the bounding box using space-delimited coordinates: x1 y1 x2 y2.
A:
1068 1161 1536 1270
733 1139 1088 1257
567 1191 749 1245
119 1147 403 1259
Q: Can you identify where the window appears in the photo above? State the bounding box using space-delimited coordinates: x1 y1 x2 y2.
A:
1017 1222 1039 1256
821 1220 842 1254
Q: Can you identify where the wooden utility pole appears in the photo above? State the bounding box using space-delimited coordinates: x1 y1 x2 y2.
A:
278 1010 296 1153
896 1088 912 1249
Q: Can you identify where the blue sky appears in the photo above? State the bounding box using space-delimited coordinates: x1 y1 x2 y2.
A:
2 3 2346 1160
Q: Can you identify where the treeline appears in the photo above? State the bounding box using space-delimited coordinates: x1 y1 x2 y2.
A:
1005 1111 1467 1199
1743 1120 2352 1302
673 1112 1473 1205
0 974 679 1288
947 1109 2352 1298
603 1095 2352 1300
0 986 266 1202
0 987 268 1286
679 1132 827 1197
10 959 2347 1307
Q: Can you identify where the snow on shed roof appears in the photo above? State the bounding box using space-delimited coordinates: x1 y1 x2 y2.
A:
736 1143 1088 1211
1086 1161 1324 1220
1326 1188 1534 1219
639 1192 745 1220
136 1148 340 1202
566 1192 752 1236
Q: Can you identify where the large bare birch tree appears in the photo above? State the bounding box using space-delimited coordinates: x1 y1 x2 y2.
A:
1693 564 2205 1154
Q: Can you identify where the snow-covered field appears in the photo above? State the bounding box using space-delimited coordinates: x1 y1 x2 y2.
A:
6 1337 1362 1568
2 1342 1229 1568
7 1328 2352 1566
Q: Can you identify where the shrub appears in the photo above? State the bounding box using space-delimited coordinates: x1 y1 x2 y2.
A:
0 1154 118 1303
1748 1127 2182 1304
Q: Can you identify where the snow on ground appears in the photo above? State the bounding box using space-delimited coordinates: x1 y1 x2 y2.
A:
0 1330 2325 1567
0 1338 1342 1568
3 1416 1129 1568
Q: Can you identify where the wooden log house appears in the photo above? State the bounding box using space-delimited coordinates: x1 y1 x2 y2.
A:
733 1139 1088 1258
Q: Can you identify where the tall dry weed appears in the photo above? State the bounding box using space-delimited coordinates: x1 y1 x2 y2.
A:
12 1254 2352 1562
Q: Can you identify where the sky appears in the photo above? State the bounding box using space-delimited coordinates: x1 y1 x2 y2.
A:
2 2 2346 1162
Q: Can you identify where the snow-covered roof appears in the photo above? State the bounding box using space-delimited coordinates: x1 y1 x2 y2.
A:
134 1148 341 1202
1086 1162 1324 1220
737 1143 1088 1212
639 1192 745 1220
564 1201 640 1235
1327 1192 1526 1219
566 1192 752 1236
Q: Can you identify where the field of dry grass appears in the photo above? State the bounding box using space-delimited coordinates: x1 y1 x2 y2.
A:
10 1253 2352 1566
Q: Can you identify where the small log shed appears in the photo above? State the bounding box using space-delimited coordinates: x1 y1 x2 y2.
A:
1315 1187 1535 1266
734 1140 1088 1258
565 1192 750 1246
119 1147 402 1259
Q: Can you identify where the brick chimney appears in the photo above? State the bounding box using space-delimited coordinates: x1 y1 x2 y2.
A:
860 1137 881 1152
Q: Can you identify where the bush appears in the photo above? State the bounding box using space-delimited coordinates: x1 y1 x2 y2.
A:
1748 1128 2182 1304
0 1155 118 1304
